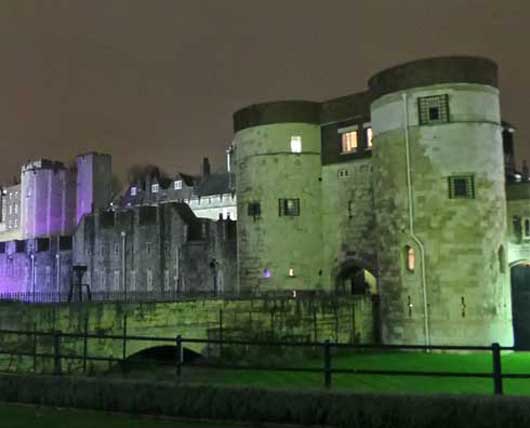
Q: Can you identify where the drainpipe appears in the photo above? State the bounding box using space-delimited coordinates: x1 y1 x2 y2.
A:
56 253 60 295
402 93 430 347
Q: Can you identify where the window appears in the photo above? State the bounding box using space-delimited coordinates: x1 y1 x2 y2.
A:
365 126 373 148
523 218 530 240
130 186 137 196
114 270 120 290
151 183 159 193
290 136 302 153
498 245 506 273
341 131 358 153
114 243 119 255
279 198 300 216
418 95 449 125
174 180 183 190
288 267 295 277
448 176 475 199
405 246 415 272
146 269 153 291
247 202 261 220
146 242 152 254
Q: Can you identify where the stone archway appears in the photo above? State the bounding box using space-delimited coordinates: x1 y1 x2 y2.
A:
334 258 378 296
510 261 530 349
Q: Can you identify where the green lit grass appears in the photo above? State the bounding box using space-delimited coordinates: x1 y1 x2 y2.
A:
0 402 232 428
119 350 530 396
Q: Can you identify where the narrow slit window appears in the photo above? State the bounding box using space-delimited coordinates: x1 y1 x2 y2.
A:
406 246 415 272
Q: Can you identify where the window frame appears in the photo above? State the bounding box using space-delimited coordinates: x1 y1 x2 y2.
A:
338 125 359 154
448 175 475 199
278 198 300 217
247 201 261 220
418 94 450 126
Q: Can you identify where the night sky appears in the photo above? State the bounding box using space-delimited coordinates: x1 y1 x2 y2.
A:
0 1 529 185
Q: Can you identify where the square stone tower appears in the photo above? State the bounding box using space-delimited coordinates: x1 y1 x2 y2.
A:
76 153 112 224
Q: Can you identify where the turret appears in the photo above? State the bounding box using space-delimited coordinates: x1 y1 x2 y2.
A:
369 56 512 346
233 101 323 292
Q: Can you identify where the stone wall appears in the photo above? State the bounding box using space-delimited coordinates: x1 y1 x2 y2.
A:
0 295 375 373
73 203 237 295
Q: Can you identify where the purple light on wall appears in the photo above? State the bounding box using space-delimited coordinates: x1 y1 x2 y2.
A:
263 268 271 279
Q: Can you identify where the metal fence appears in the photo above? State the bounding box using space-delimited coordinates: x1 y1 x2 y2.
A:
0 289 311 304
0 327 526 395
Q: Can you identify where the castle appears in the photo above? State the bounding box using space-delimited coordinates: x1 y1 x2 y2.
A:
1 56 530 349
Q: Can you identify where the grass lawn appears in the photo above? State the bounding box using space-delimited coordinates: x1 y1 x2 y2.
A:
0 402 236 428
117 349 530 396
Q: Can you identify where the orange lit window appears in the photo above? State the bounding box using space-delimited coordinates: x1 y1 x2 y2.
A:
341 131 358 153
406 246 415 272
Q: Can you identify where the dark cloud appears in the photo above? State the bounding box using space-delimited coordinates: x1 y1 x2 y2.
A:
0 0 528 183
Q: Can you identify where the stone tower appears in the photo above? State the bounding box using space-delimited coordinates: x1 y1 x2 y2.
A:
233 101 323 292
20 160 75 238
369 57 513 346
76 153 112 224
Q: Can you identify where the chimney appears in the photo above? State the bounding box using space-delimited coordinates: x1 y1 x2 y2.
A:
202 157 211 180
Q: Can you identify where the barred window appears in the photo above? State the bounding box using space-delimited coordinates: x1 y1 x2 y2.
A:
247 202 261 220
279 198 300 216
418 95 449 125
448 176 475 199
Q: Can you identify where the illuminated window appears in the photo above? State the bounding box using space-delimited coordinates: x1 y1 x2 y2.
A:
263 268 271 279
288 267 295 277
279 198 300 216
151 183 159 193
130 186 137 196
418 95 449 125
290 136 302 153
174 180 183 190
341 131 358 153
365 126 373 148
405 246 415 272
448 176 475 199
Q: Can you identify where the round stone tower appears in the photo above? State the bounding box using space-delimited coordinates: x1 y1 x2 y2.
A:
233 101 323 293
369 56 513 346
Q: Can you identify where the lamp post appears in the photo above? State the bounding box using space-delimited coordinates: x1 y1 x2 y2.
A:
121 231 126 301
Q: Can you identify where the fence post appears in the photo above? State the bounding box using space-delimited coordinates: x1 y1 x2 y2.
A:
53 331 62 376
32 323 37 372
492 342 503 395
83 316 88 374
324 339 332 388
176 335 182 379
219 309 224 359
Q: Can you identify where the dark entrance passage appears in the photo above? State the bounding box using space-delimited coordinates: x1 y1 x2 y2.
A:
335 262 377 296
511 263 530 349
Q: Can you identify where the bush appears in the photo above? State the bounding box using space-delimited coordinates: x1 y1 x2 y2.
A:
1 373 530 427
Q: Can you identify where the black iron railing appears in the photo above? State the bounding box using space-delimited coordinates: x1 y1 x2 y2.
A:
0 289 314 304
0 328 524 395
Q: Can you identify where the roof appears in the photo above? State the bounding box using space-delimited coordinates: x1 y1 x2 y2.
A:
195 173 232 197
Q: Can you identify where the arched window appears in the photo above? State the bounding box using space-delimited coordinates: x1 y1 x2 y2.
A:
405 245 415 272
